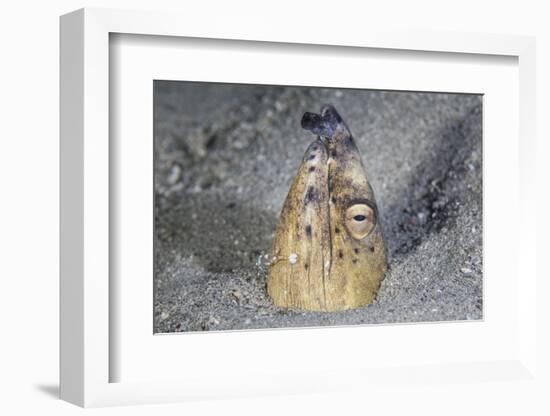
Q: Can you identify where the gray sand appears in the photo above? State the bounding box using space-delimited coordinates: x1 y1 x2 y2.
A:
153 82 482 333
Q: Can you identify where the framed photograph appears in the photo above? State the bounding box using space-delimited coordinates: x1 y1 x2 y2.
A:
60 8 537 407
151 81 483 333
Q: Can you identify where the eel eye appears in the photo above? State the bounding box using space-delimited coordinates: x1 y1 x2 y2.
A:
345 204 375 240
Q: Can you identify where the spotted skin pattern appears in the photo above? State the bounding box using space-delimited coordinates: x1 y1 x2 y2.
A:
267 106 387 311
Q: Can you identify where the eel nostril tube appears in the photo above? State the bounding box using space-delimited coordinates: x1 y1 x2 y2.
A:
301 111 335 138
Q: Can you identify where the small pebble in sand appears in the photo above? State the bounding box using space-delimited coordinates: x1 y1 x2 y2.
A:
460 267 474 276
288 253 298 264
166 164 181 185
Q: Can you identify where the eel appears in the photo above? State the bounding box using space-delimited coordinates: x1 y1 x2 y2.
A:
267 105 387 311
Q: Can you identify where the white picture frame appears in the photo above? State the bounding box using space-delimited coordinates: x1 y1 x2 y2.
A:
60 7 537 408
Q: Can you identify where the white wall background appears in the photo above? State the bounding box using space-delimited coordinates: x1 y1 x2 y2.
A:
0 0 548 415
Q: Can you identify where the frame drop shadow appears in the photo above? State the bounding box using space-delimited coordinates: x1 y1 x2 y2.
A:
34 384 59 399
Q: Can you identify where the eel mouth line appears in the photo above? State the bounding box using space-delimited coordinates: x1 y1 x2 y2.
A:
323 151 332 307
301 106 350 308
301 108 338 308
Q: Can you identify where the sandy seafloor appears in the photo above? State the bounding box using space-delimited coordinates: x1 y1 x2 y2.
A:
153 81 483 333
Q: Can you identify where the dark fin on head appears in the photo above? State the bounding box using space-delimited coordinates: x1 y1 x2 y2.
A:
301 105 347 140
301 112 335 138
